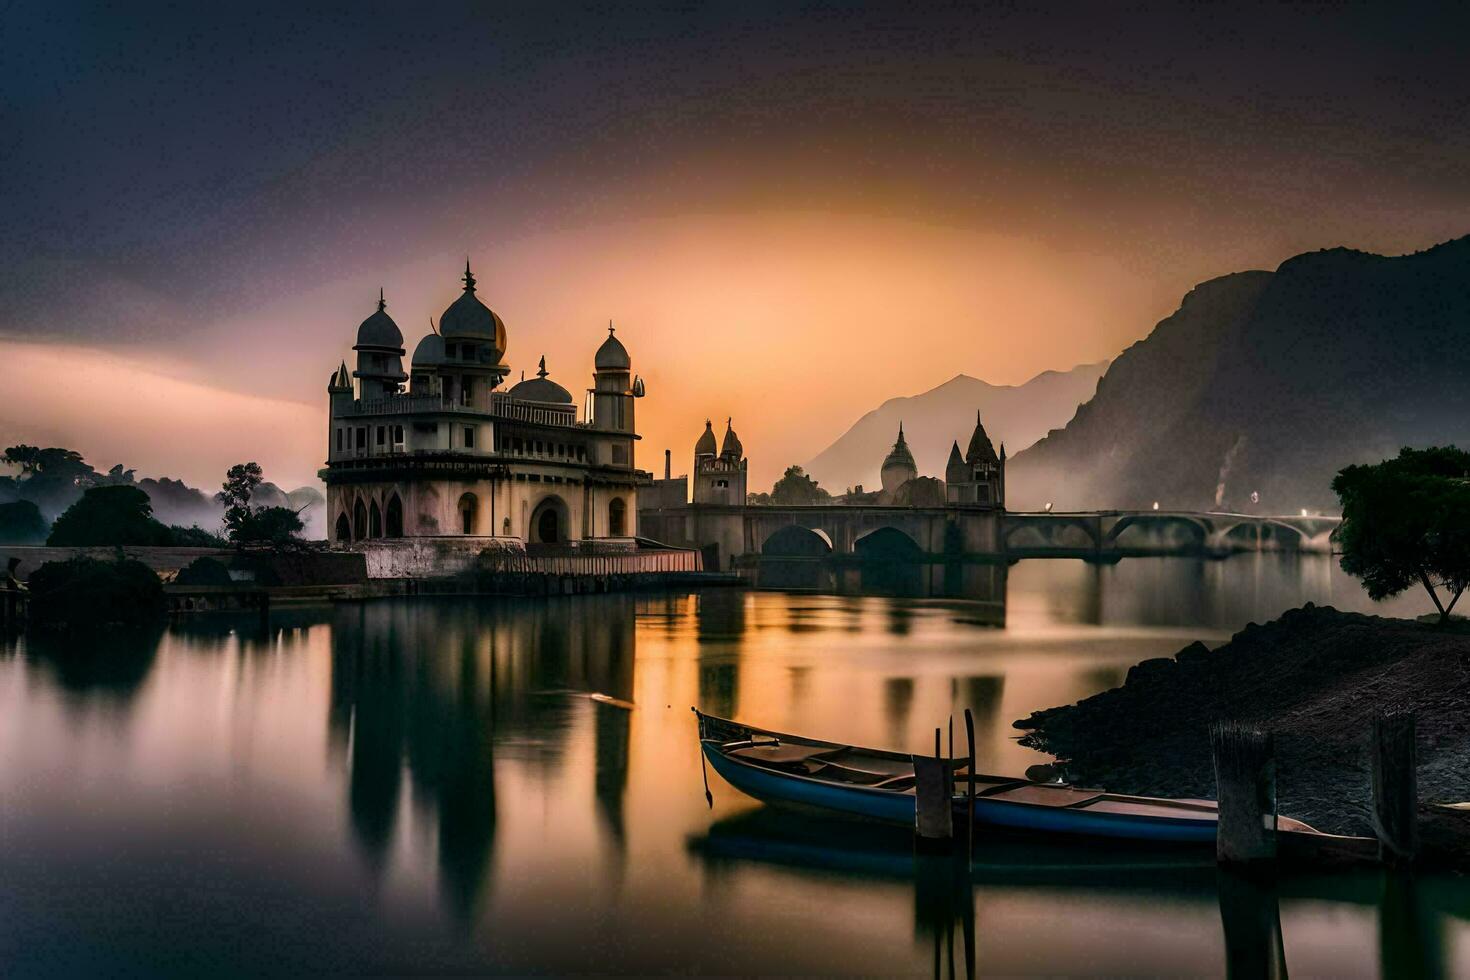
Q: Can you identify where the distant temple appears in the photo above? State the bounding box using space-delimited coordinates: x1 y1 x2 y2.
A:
946 411 1006 506
693 419 748 505
322 263 646 548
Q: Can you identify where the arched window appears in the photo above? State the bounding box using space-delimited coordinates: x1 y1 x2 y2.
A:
353 500 368 540
385 494 403 538
608 497 626 537
369 501 382 538
459 493 478 535
335 513 351 543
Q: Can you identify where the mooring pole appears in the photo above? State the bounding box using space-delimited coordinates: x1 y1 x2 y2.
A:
964 708 976 861
914 726 953 849
1371 712 1419 866
1211 723 1277 866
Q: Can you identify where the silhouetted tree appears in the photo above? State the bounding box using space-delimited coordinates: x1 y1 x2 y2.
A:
769 465 832 505
0 500 49 544
3 445 101 519
47 485 173 546
232 506 305 545
1333 446 1470 623
218 462 264 537
169 524 230 547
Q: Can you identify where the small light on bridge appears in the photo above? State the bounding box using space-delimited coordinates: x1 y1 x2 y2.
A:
1301 508 1309 517
1152 501 1160 511
1044 502 1053 512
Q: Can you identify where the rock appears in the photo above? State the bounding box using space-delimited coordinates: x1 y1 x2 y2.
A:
1125 657 1177 686
1174 640 1211 667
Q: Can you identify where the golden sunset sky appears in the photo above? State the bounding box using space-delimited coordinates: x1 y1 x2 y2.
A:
4 4 1467 491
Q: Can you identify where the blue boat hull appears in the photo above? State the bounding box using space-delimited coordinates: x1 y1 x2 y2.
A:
703 744 1217 844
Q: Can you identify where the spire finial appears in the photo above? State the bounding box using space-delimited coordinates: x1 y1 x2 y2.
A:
462 258 476 292
608 318 615 336
429 316 438 336
727 416 733 430
537 355 548 378
976 409 982 425
377 287 385 312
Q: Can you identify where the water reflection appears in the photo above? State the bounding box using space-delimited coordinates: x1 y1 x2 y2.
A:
0 559 1462 975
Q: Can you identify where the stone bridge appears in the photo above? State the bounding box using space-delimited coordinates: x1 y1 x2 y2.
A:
637 503 1339 575
1001 510 1340 559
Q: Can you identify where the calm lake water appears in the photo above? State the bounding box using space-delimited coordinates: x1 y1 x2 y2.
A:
1 555 1464 976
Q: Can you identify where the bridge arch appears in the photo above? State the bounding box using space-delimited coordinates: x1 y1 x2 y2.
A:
761 525 834 557
853 526 923 560
1004 517 1099 552
1106 514 1208 551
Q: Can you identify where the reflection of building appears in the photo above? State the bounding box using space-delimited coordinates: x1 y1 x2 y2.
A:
323 265 647 549
326 595 638 919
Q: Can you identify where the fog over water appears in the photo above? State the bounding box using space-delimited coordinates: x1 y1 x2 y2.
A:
0 555 1459 976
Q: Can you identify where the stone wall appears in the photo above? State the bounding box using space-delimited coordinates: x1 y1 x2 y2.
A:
350 536 525 579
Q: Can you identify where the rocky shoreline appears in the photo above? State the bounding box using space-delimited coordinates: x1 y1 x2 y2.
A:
1014 604 1470 840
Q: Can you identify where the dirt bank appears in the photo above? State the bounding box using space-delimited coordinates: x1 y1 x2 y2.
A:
1014 604 1470 839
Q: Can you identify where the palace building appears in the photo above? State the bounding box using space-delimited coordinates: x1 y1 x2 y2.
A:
322 263 646 551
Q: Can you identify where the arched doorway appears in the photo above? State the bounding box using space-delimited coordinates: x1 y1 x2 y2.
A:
458 493 478 535
608 497 626 537
369 500 382 538
335 513 351 543
530 496 569 544
385 493 403 538
353 499 368 540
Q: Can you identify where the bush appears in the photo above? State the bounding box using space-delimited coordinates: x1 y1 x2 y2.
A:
175 556 234 587
0 499 49 544
169 524 229 547
47 485 173 546
27 557 166 631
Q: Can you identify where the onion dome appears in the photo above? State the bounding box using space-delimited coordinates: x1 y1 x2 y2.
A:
882 423 917 474
355 289 403 350
507 355 573 404
439 261 508 355
412 331 446 367
965 410 998 464
595 322 631 371
720 418 743 459
695 419 718 457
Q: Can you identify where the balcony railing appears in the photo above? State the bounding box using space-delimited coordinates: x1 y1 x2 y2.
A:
343 391 582 429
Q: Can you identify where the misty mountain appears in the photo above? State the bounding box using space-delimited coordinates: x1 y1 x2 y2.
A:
804 363 1108 492
1007 236 1470 513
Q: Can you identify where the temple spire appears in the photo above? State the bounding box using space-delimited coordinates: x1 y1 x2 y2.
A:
462 258 476 292
537 355 548 378
377 287 386 312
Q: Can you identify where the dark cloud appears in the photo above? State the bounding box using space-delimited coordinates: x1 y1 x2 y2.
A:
4 1 1468 350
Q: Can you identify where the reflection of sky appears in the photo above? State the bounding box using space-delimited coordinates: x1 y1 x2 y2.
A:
0 569 1465 973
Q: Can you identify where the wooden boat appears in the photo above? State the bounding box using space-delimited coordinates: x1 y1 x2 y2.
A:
694 709 1325 845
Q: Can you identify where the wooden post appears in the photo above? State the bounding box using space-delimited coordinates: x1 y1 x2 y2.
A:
1211 723 1276 866
1371 712 1419 865
914 727 953 849
1216 870 1288 980
964 708 976 861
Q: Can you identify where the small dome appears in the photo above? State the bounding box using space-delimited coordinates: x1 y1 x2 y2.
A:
882 424 917 473
507 356 573 404
720 419 743 459
355 291 403 350
439 261 508 355
595 324 631 371
411 332 446 367
695 420 717 457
